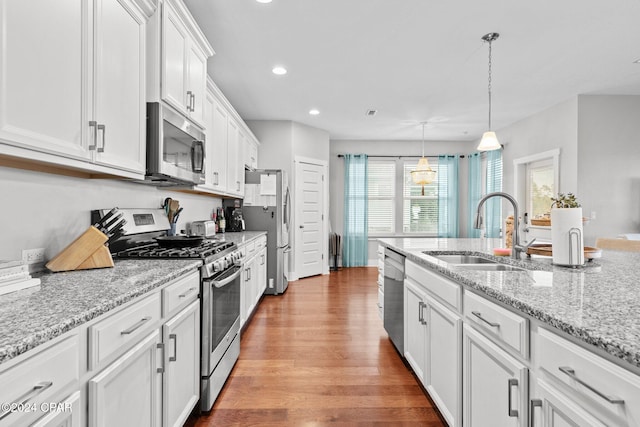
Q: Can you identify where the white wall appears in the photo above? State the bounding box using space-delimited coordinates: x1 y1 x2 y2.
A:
246 120 331 278
330 139 474 266
0 167 222 262
577 95 640 244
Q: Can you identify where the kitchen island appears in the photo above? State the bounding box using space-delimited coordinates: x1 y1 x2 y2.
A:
379 237 640 427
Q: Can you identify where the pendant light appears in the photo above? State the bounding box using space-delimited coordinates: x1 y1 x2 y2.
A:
477 32 502 151
410 123 436 196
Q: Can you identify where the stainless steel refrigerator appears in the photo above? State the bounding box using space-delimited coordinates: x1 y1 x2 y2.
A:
243 169 291 295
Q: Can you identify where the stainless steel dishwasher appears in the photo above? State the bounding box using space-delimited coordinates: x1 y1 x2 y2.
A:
383 248 405 355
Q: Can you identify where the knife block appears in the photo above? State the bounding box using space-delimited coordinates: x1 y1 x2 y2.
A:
46 226 114 272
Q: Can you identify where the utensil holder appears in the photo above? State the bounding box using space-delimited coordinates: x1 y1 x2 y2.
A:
551 208 584 266
46 226 114 272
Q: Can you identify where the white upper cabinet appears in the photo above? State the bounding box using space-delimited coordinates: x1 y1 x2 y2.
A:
0 0 153 177
93 0 148 174
160 0 212 128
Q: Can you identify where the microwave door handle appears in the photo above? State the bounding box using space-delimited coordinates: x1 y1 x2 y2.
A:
191 140 204 173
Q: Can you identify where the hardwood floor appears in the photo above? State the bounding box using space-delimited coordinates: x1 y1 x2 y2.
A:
186 267 445 426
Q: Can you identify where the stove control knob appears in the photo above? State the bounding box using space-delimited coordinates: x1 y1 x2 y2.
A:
214 260 224 272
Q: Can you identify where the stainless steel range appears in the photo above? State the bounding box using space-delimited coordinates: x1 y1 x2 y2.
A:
94 208 243 412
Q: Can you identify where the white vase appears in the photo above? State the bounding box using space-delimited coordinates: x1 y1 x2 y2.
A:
551 207 584 266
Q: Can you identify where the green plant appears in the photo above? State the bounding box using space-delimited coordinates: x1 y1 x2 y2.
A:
550 192 581 208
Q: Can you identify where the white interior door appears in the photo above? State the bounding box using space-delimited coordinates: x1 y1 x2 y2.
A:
294 160 325 279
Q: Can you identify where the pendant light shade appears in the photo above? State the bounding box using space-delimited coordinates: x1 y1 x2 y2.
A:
477 131 501 151
411 123 436 195
477 32 501 152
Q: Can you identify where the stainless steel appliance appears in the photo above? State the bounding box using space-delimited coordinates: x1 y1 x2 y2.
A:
225 206 245 232
243 169 290 295
145 102 205 186
97 208 243 412
191 220 217 238
383 248 405 355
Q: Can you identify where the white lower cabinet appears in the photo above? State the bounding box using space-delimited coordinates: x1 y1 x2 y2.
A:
424 295 462 427
240 237 267 328
88 331 163 427
32 390 82 427
404 277 427 381
162 300 200 427
463 324 528 427
530 378 606 427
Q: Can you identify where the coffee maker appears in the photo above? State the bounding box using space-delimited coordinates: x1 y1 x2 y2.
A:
225 204 245 232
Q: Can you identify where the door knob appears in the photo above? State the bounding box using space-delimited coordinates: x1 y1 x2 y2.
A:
299 225 304 229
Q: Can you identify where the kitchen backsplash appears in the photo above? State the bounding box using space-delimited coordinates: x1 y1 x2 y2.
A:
0 166 222 262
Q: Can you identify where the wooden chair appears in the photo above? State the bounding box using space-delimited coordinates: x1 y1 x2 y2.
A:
594 237 640 252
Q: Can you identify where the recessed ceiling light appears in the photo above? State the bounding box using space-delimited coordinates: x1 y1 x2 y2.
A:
256 0 272 3
272 66 287 75
309 109 320 116
365 109 377 116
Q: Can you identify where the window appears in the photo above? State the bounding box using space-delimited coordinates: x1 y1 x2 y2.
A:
367 160 395 234
403 161 438 234
367 158 441 236
526 159 554 218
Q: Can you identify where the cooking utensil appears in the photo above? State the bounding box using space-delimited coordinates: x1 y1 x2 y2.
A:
172 208 183 223
107 218 127 236
154 235 204 248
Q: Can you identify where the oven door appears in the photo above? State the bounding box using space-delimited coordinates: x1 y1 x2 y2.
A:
201 264 242 376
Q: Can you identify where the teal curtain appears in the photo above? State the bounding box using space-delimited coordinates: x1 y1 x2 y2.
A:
467 153 482 238
343 154 368 267
485 150 503 238
437 155 459 237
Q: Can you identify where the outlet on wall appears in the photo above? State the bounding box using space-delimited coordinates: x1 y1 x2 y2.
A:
22 248 46 265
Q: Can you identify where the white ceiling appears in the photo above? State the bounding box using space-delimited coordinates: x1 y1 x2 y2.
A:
184 0 640 142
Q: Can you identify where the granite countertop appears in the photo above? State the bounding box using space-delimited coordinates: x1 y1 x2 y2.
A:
215 231 267 246
378 237 640 372
0 259 201 365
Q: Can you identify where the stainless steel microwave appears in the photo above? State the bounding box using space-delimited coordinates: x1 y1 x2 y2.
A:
145 102 205 186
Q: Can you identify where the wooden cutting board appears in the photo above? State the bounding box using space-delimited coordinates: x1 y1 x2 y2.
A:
526 244 602 259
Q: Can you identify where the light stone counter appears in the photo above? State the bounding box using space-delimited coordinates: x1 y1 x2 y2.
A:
378 237 640 372
0 259 201 365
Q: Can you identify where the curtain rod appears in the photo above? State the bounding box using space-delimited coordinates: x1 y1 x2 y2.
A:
336 154 465 159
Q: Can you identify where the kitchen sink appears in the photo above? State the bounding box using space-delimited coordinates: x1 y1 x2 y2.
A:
454 264 525 272
429 254 497 264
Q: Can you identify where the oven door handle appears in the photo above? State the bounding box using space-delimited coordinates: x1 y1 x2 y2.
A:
206 266 242 288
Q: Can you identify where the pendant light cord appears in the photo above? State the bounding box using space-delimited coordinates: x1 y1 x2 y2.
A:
487 39 493 130
421 123 425 157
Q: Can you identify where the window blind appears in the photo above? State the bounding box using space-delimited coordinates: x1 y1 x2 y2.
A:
402 160 439 234
367 161 395 234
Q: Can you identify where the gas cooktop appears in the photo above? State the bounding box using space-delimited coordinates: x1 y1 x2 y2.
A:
116 240 235 260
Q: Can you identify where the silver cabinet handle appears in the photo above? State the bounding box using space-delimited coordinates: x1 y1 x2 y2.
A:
237 180 241 191
0 381 53 421
97 124 106 152
186 91 193 111
421 301 427 325
169 334 177 362
261 254 265 265
89 121 98 150
530 399 542 427
558 366 625 404
213 171 219 186
472 311 500 328
157 343 165 373
179 287 197 298
418 301 426 325
508 379 519 417
191 93 196 111
120 316 151 335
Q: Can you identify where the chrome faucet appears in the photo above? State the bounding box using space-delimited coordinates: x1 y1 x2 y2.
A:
474 192 535 259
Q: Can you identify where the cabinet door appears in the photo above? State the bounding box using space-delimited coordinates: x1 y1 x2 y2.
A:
89 331 162 427
162 3 188 114
211 98 229 191
0 0 89 160
226 118 241 196
93 0 146 174
257 248 267 297
425 295 462 427
32 390 82 427
187 44 207 127
530 379 606 427
163 301 200 427
404 278 427 382
463 324 528 427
